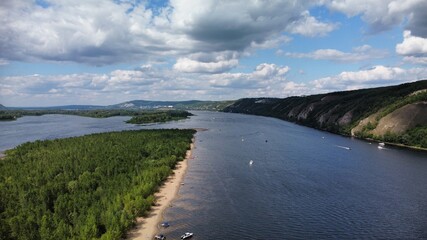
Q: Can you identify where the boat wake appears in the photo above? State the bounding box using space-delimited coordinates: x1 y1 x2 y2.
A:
336 145 351 150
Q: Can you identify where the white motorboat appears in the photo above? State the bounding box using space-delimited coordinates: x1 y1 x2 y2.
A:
181 232 193 239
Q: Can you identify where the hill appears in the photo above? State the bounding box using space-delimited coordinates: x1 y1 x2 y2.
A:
3 100 234 111
108 100 234 111
223 80 427 149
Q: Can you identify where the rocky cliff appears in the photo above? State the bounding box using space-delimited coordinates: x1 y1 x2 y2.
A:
223 80 427 149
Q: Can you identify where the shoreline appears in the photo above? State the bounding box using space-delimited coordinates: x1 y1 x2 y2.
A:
127 138 195 240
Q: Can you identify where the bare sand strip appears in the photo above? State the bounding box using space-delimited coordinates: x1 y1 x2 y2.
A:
127 139 195 240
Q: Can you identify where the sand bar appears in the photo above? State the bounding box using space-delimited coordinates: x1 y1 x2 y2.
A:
127 139 195 240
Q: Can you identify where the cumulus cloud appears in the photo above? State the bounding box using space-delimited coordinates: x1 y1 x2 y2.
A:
396 31 427 55
2 63 426 106
205 63 293 97
207 63 290 90
286 11 339 37
401 56 427 65
1 0 425 67
327 0 427 36
395 31 427 65
0 63 293 106
285 45 388 62
311 65 427 91
0 0 329 66
173 51 240 73
0 1 165 65
168 0 317 50
174 58 239 73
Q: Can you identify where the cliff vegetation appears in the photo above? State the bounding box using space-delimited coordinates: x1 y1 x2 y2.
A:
224 80 427 149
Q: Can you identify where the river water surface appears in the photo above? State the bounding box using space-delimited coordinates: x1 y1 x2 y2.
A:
1 111 426 239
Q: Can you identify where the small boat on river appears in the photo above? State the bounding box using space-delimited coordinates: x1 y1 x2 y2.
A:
181 232 193 239
161 222 170 228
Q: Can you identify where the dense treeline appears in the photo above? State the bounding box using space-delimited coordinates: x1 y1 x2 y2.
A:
126 110 193 124
379 126 427 148
0 114 17 121
0 109 131 120
0 129 195 240
0 109 193 123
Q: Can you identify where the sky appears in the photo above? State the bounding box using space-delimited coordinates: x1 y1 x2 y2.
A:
1 0 427 107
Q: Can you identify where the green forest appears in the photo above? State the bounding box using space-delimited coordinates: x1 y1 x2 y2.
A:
0 129 195 240
126 110 193 124
0 109 193 124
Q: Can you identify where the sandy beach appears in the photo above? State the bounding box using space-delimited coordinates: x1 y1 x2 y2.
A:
127 139 195 240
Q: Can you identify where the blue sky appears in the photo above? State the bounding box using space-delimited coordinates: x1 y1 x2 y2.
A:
1 0 427 106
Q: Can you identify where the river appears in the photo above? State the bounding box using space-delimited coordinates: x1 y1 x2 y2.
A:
1 111 426 239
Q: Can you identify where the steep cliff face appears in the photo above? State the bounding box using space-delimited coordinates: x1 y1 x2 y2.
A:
355 102 427 136
223 80 427 149
372 102 427 135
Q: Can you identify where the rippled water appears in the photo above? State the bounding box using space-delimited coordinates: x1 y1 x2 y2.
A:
1 112 427 239
0 114 137 151
150 112 427 239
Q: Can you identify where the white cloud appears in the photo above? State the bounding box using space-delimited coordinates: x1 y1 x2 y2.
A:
174 58 239 73
396 31 427 55
327 0 427 36
395 31 427 65
0 63 293 106
395 30 427 66
282 81 310 96
311 65 427 91
0 0 327 66
285 45 388 62
402 56 427 65
206 63 291 99
286 11 339 37
253 63 290 78
2 63 426 107
173 51 240 73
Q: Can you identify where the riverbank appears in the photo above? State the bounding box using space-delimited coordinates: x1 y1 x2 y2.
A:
358 137 427 152
127 138 195 240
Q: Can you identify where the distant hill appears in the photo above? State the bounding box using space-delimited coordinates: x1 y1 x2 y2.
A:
109 100 235 111
223 80 427 149
4 100 235 111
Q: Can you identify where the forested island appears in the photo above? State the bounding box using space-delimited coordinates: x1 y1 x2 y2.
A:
0 129 196 239
126 110 193 124
0 109 193 124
